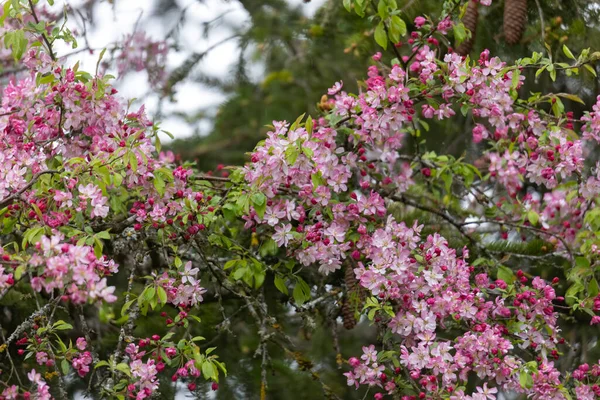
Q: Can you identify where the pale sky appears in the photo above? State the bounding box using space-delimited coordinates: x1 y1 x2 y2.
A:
54 0 326 142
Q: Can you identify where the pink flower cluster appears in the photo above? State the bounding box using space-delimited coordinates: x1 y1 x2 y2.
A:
26 369 51 400
582 95 600 143
244 62 429 273
154 261 207 307
77 183 109 218
72 337 93 377
125 343 160 399
28 234 118 303
343 225 564 398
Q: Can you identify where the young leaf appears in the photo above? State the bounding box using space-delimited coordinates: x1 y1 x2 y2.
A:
589 277 600 298
293 284 306 305
202 361 217 380
453 23 467 45
497 265 515 284
584 63 597 77
305 115 313 134
562 44 575 60
374 22 388 50
157 286 168 305
519 370 533 389
389 15 406 42
527 210 539 226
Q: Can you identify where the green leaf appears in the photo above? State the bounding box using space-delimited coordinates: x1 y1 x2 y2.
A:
374 22 387 50
161 130 175 140
589 278 600 298
144 287 156 302
305 115 313 134
129 152 138 172
0 2 12 26
14 265 25 281
377 0 388 19
343 0 352 12
96 48 107 75
116 363 131 377
94 360 110 369
302 147 314 158
155 133 161 153
575 257 590 270
497 265 515 284
223 259 239 270
254 274 266 289
511 68 520 89
214 360 228 376
121 299 135 317
565 282 584 305
36 72 55 86
389 15 406 43
527 210 539 226
293 284 306 306
53 320 73 330
157 286 168 305
584 63 597 77
202 361 217 380
251 192 266 207
285 146 299 165
95 231 111 240
189 314 202 324
232 266 247 281
453 22 467 45
560 387 574 400
311 172 325 188
61 359 70 375
519 370 533 389
4 29 27 61
535 65 547 78
556 93 585 105
290 113 305 131
153 176 165 196
354 0 366 16
93 237 103 258
562 44 575 60
274 275 288 295
367 308 377 320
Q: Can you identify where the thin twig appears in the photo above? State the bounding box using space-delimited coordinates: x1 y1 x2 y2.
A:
6 299 60 345
28 0 56 61
460 219 574 263
193 175 231 183
0 326 23 386
299 288 341 311
533 0 545 45
0 170 59 209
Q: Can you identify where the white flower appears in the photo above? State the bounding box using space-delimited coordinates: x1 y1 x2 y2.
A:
273 223 293 247
180 261 199 285
327 81 343 95
475 383 498 400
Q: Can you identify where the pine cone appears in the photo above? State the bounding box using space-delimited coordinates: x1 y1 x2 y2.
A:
504 0 528 45
341 265 365 330
455 1 479 56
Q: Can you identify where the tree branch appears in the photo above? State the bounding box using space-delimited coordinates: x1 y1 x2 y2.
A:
0 170 59 209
